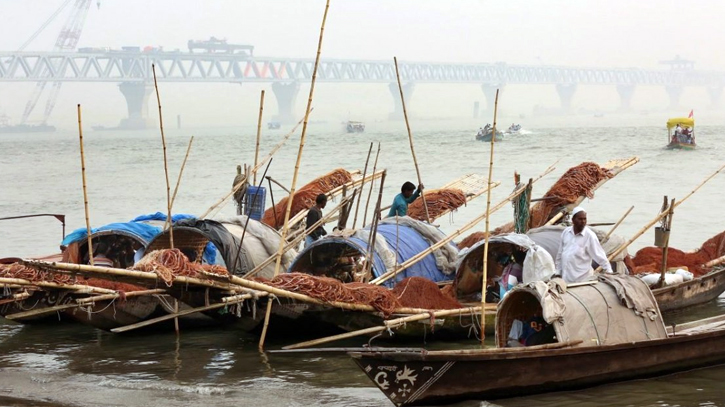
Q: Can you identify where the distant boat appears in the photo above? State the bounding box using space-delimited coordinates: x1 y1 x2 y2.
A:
267 121 281 130
475 127 503 141
0 123 56 134
504 124 522 135
666 116 696 150
345 121 365 133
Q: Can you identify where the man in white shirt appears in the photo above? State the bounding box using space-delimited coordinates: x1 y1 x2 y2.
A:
555 207 612 282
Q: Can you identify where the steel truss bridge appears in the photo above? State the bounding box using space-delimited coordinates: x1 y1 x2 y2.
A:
1 51 723 125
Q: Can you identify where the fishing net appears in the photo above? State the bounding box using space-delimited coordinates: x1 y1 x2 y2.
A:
255 272 401 316
391 277 463 309
261 168 353 229
132 249 229 286
457 232 489 249
0 262 75 285
407 189 467 221
630 231 725 276
528 162 613 228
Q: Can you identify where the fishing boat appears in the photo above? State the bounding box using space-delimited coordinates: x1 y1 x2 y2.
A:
504 124 522 134
666 117 696 150
350 274 725 406
346 121 365 133
475 127 503 142
267 121 281 130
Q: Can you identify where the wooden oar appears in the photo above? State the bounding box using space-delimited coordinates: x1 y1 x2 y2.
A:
4 289 166 320
111 291 268 333
371 162 557 286
394 56 430 223
283 306 483 350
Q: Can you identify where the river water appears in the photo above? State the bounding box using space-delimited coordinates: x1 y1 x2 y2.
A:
1 120 725 406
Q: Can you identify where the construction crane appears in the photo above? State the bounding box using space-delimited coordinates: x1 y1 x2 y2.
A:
20 0 96 125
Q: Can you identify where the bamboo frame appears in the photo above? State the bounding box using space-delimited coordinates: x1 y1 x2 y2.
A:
480 89 499 344
659 198 675 288
254 90 265 185
0 276 116 294
362 142 381 227
364 170 387 281
370 163 557 286
605 205 634 240
76 104 94 266
152 64 174 248
352 143 374 229
394 56 430 223
165 136 194 230
260 0 331 351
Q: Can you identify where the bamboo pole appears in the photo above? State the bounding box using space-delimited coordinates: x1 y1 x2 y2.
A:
152 64 174 249
362 142 381 227
598 162 725 270
544 211 564 226
266 176 291 194
4 289 166 320
111 292 267 333
480 89 499 344
165 136 194 230
394 56 430 223
0 277 116 294
370 163 556 286
352 143 374 229
658 198 675 288
283 306 481 350
254 90 265 185
605 205 634 240
259 0 331 351
201 113 306 219
76 104 94 266
426 339 584 356
364 171 387 281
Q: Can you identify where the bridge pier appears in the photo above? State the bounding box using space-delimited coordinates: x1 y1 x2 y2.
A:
708 86 723 107
118 82 153 130
665 86 683 110
272 82 300 124
616 85 636 111
480 84 504 117
388 82 415 120
556 83 577 112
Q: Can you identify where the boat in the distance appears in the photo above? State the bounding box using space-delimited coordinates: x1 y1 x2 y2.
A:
475 125 503 141
666 116 695 150
0 115 56 134
504 123 522 134
345 121 365 133
267 121 281 130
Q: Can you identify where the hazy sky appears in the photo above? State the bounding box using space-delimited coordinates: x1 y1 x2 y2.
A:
1 0 724 126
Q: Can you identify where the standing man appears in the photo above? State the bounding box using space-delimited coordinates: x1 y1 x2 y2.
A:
387 181 424 217
305 194 328 247
555 207 612 282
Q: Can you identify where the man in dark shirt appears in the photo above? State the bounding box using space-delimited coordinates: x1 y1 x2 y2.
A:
305 194 328 247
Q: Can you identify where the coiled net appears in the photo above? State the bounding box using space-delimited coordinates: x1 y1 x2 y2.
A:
630 230 725 276
132 249 229 286
407 189 467 221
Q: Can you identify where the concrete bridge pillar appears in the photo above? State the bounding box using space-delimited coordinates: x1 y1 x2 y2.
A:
388 82 415 120
480 84 504 117
556 83 577 112
118 82 153 130
666 86 683 110
616 85 636 111
708 86 723 107
272 81 300 124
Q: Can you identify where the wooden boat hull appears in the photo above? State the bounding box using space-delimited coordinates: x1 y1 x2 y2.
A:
0 290 74 324
666 141 696 150
63 295 164 330
351 329 725 406
652 268 725 312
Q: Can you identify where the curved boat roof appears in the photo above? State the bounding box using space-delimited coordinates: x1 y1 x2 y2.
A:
61 213 196 247
667 117 694 128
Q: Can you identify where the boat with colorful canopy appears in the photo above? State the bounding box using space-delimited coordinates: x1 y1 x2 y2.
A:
666 117 695 150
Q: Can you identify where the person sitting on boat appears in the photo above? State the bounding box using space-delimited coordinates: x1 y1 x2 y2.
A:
477 127 484 137
387 181 424 218
91 242 114 268
498 251 525 298
305 194 328 247
555 207 612 282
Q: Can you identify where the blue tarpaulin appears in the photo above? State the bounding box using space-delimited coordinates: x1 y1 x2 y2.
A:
130 212 195 223
61 213 196 247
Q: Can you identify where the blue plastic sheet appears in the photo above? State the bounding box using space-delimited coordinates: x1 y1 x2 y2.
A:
62 222 161 247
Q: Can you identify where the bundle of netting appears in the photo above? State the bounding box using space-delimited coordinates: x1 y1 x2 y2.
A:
407 189 467 221
457 232 489 249
256 272 402 316
0 262 75 285
629 230 725 277
261 168 353 229
391 277 463 309
529 162 613 228
82 278 147 292
132 249 229 286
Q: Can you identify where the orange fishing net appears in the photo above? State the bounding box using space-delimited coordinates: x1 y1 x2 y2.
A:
392 277 463 309
528 162 613 228
630 231 725 276
256 272 401 316
407 189 467 221
457 232 489 249
261 169 353 228
132 249 229 285
0 262 75 285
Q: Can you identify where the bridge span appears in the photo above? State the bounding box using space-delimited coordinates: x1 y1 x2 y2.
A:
1 51 723 126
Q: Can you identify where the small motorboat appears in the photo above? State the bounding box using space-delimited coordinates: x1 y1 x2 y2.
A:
346 121 365 133
504 124 522 135
475 126 503 142
267 121 281 130
666 116 696 150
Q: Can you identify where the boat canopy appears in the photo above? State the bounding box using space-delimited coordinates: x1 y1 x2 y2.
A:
61 212 196 247
495 274 668 348
667 117 694 129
